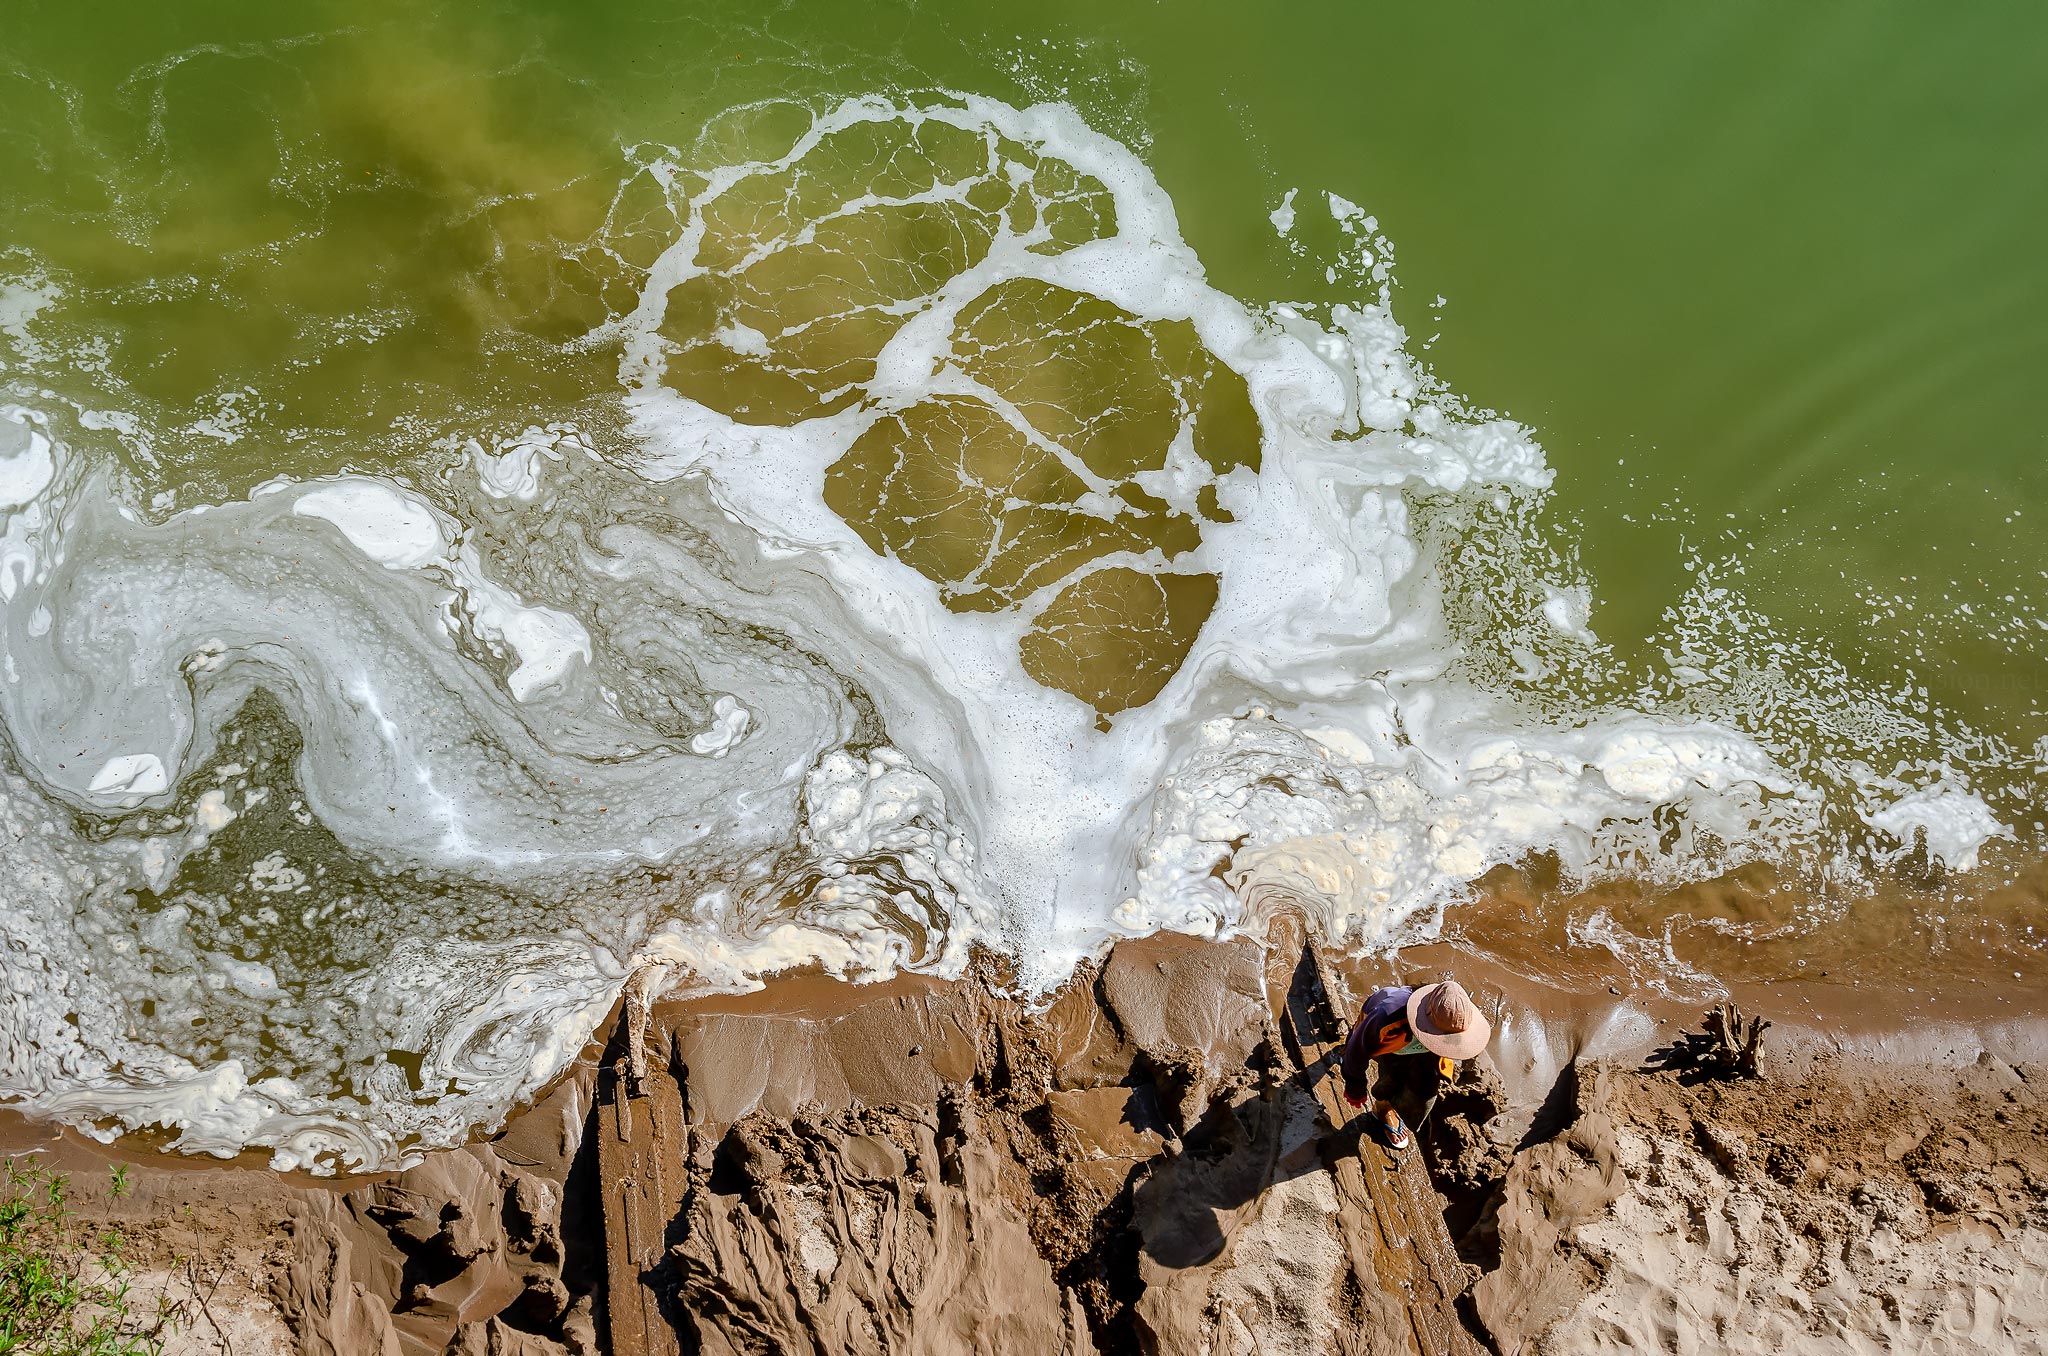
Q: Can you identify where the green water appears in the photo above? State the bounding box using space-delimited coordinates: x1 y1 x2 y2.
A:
8 0 2048 1169
8 0 2043 748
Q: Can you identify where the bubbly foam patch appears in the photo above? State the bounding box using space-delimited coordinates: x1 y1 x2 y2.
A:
0 96 2032 1171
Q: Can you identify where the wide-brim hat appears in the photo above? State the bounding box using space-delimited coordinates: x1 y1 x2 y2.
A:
1406 981 1492 1060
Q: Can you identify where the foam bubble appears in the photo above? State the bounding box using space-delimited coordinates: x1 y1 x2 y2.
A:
1865 787 2006 872
294 482 447 569
85 753 169 800
1269 189 1299 237
0 408 57 511
690 695 752 757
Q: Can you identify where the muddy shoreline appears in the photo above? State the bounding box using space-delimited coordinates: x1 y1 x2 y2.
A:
9 850 2044 1180
4 913 2044 1355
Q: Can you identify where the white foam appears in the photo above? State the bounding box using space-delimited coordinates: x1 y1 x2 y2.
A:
0 275 59 360
690 695 751 757
610 93 1824 986
474 425 591 502
194 787 237 832
1269 189 1298 236
0 92 2031 1173
293 477 591 701
1866 786 2006 872
0 407 61 606
0 408 57 510
294 482 445 569
86 753 168 800
1539 585 1596 644
452 545 591 702
713 322 772 358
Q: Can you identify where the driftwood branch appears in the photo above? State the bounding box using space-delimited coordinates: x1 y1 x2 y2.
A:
1648 1000 1772 1080
1700 1001 1771 1077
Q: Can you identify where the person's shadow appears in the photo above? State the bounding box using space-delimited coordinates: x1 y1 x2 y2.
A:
1129 943 1366 1269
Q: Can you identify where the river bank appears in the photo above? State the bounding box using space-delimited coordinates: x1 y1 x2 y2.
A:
4 917 2043 1354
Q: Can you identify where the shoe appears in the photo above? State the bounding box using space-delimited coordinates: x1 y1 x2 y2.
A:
1379 1107 1412 1152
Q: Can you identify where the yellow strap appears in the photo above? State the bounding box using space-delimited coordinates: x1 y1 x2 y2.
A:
1439 1056 1456 1079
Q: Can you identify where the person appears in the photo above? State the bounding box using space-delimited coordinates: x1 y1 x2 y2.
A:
1339 979 1492 1152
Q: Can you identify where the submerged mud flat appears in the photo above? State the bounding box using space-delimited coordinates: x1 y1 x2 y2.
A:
1 92 2040 1172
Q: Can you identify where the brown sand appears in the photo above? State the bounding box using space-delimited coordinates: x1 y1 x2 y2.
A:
4 872 2045 1354
1478 1056 2048 1354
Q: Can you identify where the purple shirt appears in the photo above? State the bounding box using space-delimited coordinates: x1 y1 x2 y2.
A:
1340 985 1428 1092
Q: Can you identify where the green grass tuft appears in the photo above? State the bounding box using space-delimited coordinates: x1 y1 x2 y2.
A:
0 1158 166 1356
